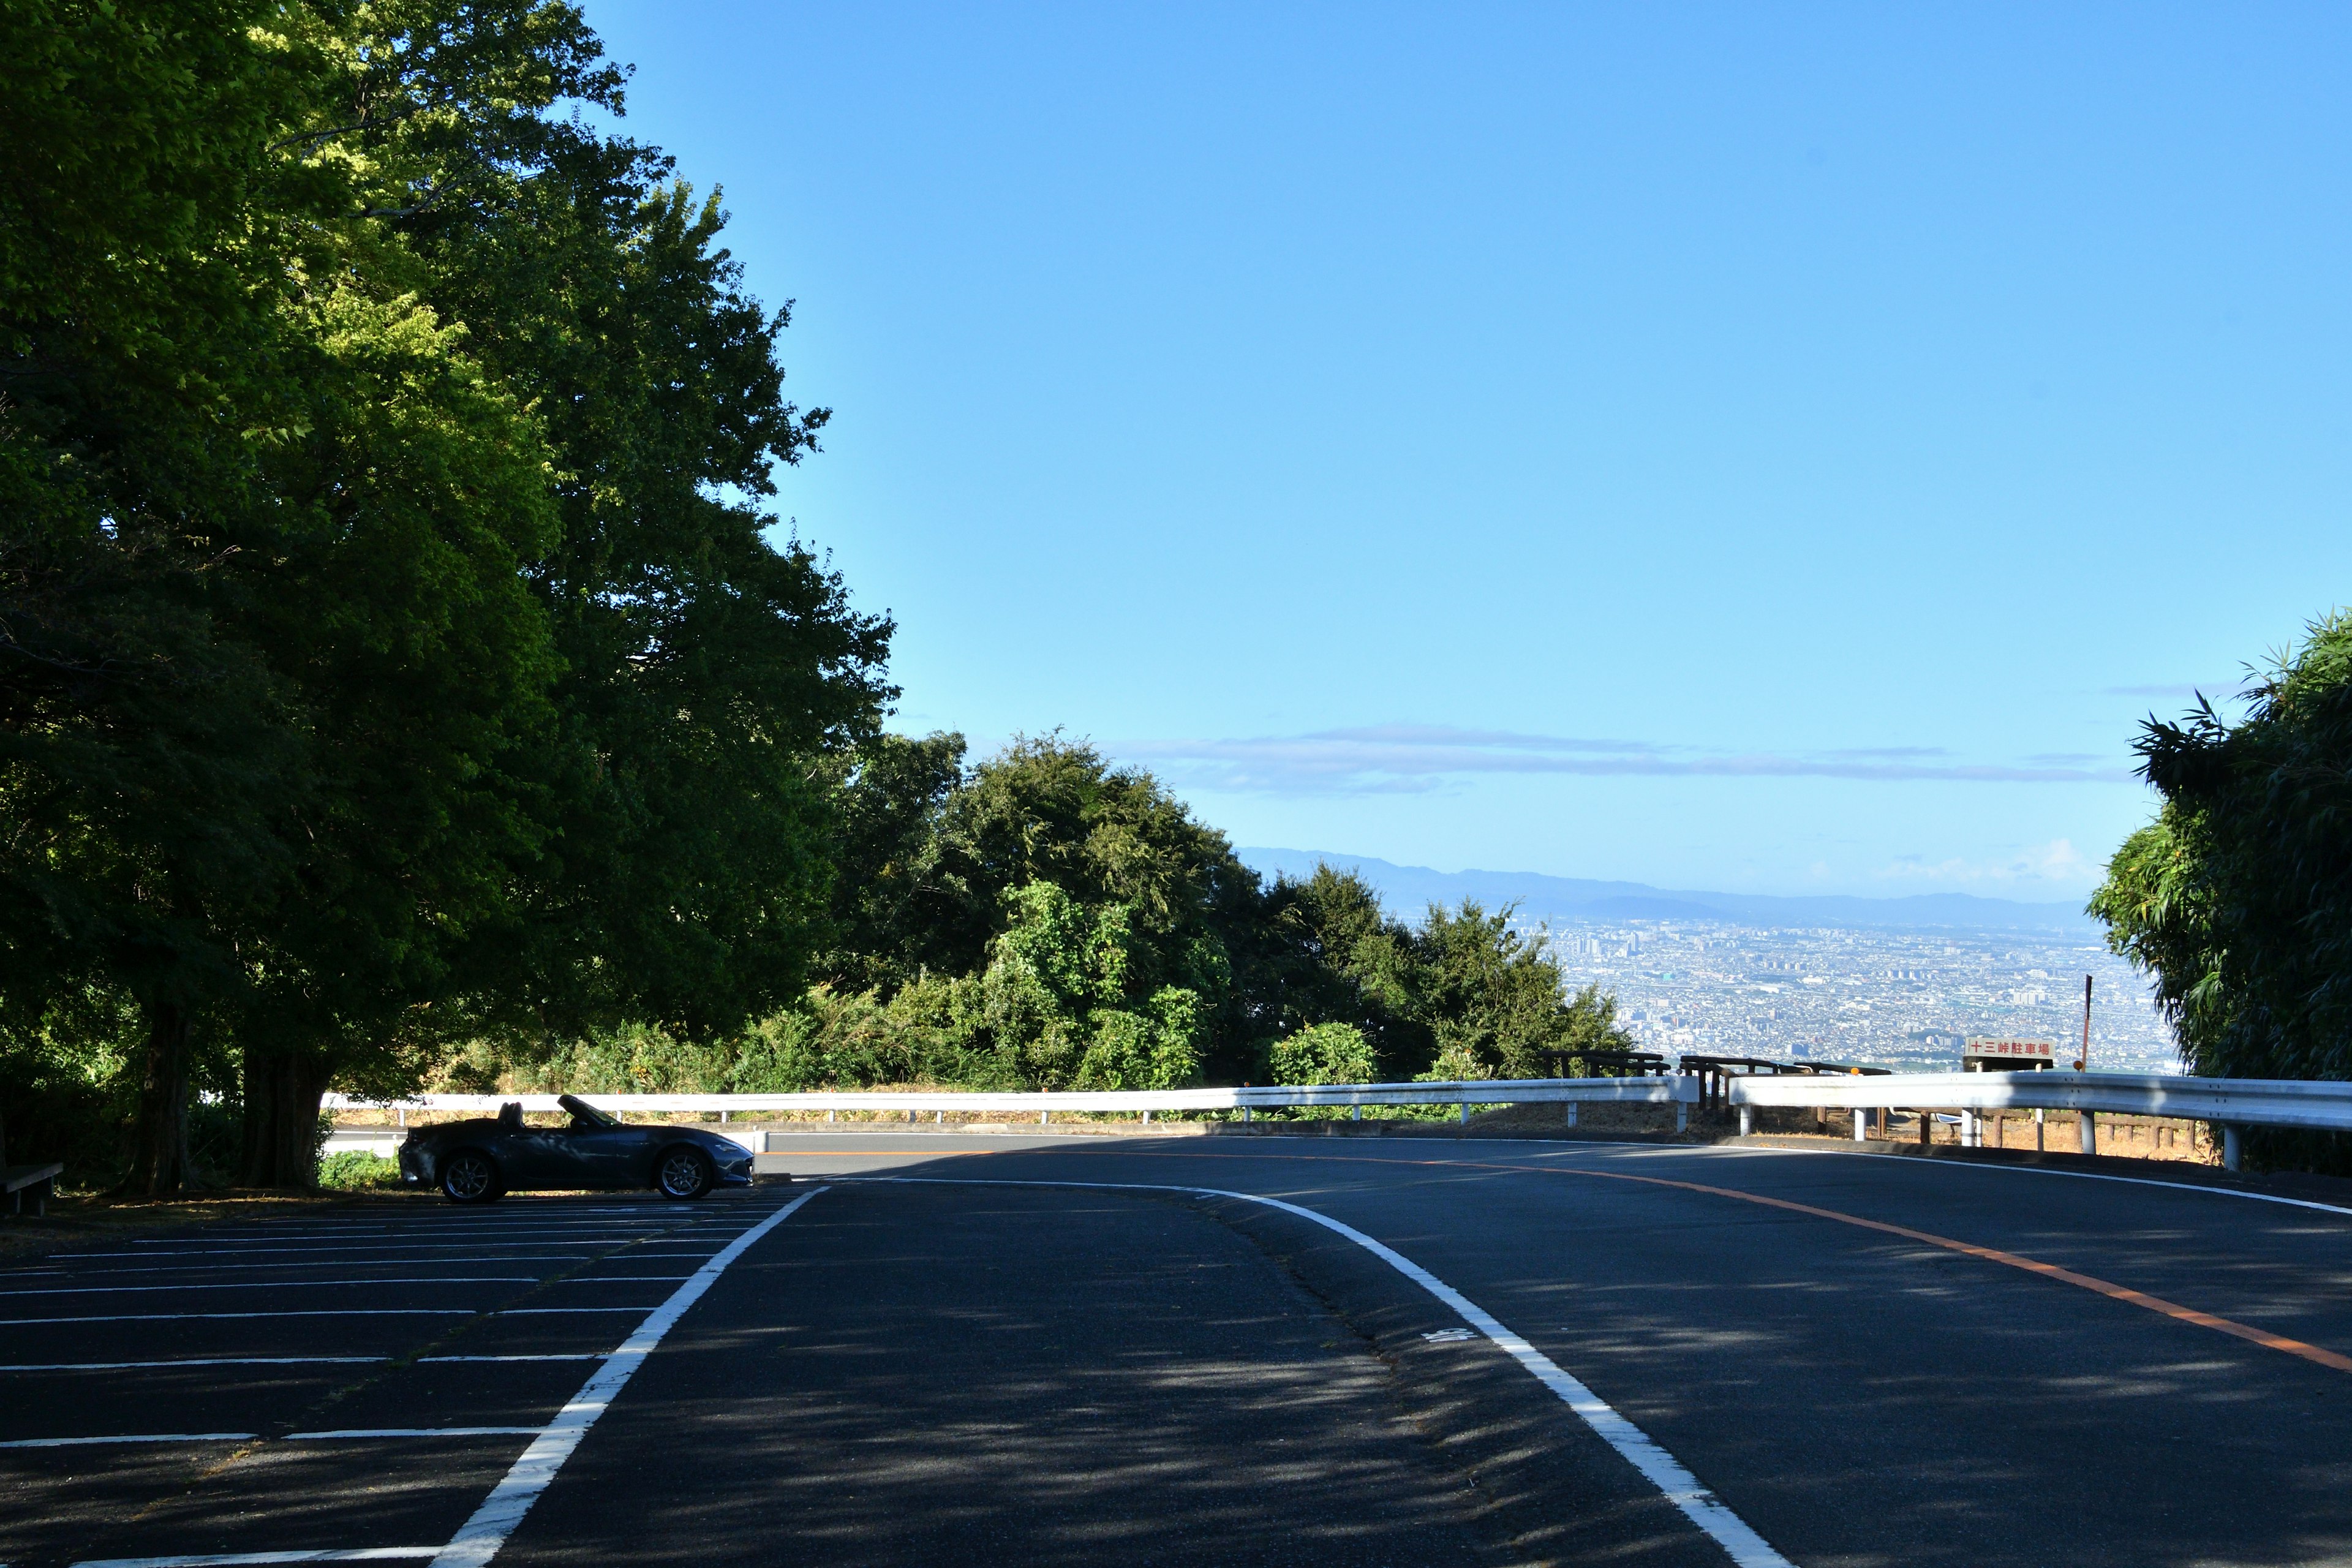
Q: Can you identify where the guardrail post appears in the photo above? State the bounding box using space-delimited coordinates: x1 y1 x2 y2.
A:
1351 1105 1360 1121
1738 1105 1752 1136
1566 1102 1578 1129
2223 1125 2242 1172
827 1109 835 1124
2035 1108 2044 1152
1039 1109 1049 1125
1143 1109 1153 1124
1459 1095 1469 1125
2078 1112 2095 1156
1243 1106 1252 1123
1853 1109 1867 1142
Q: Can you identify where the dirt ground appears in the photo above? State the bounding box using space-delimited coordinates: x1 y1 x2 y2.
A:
1730 1103 2220 1162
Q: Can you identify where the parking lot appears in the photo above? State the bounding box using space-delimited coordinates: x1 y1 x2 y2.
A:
1 1185 818 1568
15 1134 2352 1568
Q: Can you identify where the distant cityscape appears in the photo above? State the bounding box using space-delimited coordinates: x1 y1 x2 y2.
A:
1535 918 2176 1074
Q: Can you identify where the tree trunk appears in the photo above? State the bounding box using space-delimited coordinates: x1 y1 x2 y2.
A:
124 997 193 1194
241 1047 330 1189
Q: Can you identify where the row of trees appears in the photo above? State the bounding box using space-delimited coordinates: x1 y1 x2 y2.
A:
2 2 888 1189
505 734 1635 1099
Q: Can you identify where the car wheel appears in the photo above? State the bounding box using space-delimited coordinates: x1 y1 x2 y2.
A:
440 1148 502 1204
655 1146 714 1200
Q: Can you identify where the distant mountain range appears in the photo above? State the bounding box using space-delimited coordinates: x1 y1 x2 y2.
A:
1234 848 2098 934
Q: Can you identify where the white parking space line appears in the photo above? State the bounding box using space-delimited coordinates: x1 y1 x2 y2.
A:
0 1433 254 1449
75 1550 437 1566
0 1279 543 1297
59 1246 607 1260
0 1310 474 1326
872 1177 1797 1568
29 1259 595 1276
428 1188 829 1568
284 1429 544 1441
1 1358 390 1372
124 1226 714 1245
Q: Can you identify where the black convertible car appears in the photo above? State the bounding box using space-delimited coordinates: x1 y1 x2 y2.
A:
398 1095 756 1202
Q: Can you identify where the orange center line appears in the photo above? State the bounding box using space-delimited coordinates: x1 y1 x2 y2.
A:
1099 1145 2352 1376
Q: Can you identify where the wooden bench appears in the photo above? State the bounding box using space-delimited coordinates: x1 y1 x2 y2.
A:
3 1163 63 1217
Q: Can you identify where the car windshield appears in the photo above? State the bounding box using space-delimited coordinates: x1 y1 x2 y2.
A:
557 1094 619 1129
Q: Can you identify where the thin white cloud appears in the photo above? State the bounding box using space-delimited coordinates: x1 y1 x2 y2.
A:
1115 725 2136 796
1875 839 2098 888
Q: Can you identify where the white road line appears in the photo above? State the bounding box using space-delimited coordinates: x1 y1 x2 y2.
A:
872 1177 1796 1568
416 1355 605 1363
56 1246 606 1259
428 1188 828 1568
285 1428 545 1440
0 1310 471 1326
23 1259 594 1275
0 1280 541 1297
74 1550 437 1566
0 1433 254 1449
0 1357 389 1372
493 1308 646 1315
551 1276 693 1283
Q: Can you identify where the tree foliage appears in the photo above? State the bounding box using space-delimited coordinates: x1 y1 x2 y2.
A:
2092 613 2352 1085
1 1 889 1189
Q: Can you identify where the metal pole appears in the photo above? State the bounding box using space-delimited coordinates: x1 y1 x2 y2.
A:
2078 974 2093 1070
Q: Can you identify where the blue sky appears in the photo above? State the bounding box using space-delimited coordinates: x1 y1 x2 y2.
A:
586 1 2352 900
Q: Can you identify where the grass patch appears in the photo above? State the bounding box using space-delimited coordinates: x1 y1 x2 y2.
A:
318 1149 404 1190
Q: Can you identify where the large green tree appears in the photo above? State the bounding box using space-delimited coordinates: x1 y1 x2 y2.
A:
1 0 335 1188
2092 612 2352 1085
401 43 892 1075
4 1 892 1189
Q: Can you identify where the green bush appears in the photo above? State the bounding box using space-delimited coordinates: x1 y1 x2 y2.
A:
317 1150 402 1190
1268 1022 1378 1087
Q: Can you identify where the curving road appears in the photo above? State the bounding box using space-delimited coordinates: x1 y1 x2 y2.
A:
6 1134 2351 1566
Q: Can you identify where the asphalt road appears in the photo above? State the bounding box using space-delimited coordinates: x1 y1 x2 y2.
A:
6 1135 2351 1567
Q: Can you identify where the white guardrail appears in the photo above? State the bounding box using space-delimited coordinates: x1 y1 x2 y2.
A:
325 1075 1699 1127
1725 1069 2352 1169
1725 1069 2352 1129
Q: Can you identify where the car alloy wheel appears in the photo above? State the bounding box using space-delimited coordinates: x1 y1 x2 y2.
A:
441 1150 499 1204
657 1147 714 1200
